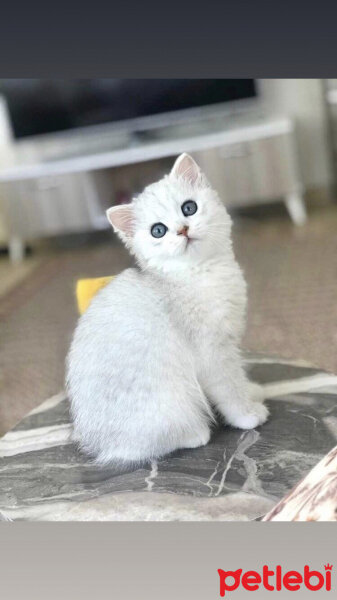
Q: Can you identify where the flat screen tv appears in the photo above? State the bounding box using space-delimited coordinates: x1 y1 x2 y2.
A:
0 79 257 139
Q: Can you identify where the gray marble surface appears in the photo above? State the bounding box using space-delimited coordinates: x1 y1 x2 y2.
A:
1 355 337 521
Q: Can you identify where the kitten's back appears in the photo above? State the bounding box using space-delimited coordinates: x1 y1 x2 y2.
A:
67 267 210 463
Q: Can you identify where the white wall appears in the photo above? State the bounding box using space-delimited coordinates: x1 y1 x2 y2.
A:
0 96 13 243
259 79 333 191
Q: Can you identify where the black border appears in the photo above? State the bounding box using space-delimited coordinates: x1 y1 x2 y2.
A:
1 2 337 76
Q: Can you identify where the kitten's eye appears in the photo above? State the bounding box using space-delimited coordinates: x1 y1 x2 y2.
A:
151 223 167 238
181 200 197 216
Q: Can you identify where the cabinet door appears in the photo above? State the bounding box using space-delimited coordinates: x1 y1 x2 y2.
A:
248 133 299 200
194 133 300 207
3 173 106 239
194 143 256 206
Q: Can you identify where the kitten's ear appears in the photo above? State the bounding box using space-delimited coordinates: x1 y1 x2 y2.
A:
170 153 201 185
106 204 134 238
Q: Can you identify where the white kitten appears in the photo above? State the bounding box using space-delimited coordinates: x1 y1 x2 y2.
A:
66 153 268 465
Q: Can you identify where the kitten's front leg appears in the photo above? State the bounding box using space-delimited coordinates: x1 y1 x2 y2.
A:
203 348 269 430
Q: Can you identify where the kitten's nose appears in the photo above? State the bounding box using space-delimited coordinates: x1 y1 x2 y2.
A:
177 225 189 237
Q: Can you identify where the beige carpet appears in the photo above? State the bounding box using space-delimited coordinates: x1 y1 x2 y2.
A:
1 200 337 435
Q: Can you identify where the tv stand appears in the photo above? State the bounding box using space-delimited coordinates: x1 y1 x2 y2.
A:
0 112 306 261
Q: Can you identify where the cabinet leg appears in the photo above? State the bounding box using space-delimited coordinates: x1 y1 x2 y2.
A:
9 236 25 262
284 192 307 226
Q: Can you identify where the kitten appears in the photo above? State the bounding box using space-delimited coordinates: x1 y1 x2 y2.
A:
66 153 268 465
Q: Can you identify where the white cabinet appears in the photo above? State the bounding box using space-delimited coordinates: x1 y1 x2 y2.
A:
0 113 307 261
2 172 109 243
194 132 302 209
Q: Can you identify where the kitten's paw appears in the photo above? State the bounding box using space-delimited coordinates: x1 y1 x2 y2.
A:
229 402 269 430
184 427 211 449
248 382 266 404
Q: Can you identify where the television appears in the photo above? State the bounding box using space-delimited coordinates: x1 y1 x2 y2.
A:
0 79 257 140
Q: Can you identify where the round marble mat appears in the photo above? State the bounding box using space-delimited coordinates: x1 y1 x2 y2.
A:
1 354 337 521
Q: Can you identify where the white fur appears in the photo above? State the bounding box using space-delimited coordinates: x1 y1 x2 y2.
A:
66 154 268 465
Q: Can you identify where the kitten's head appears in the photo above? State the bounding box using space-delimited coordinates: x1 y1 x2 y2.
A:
107 153 232 272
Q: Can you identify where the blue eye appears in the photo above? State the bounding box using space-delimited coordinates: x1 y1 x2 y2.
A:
151 223 167 238
181 200 197 216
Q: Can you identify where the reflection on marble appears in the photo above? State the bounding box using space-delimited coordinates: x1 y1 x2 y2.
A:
1 355 337 521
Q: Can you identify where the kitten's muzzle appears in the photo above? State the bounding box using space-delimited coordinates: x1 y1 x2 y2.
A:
177 225 189 238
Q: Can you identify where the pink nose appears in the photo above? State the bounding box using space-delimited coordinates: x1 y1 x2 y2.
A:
177 225 189 237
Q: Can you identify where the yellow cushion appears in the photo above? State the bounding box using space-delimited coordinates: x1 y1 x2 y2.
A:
76 276 114 315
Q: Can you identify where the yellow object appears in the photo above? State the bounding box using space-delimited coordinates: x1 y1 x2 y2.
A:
76 276 114 315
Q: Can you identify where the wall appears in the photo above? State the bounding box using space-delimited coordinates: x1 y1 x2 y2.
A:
0 96 13 243
259 79 333 192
